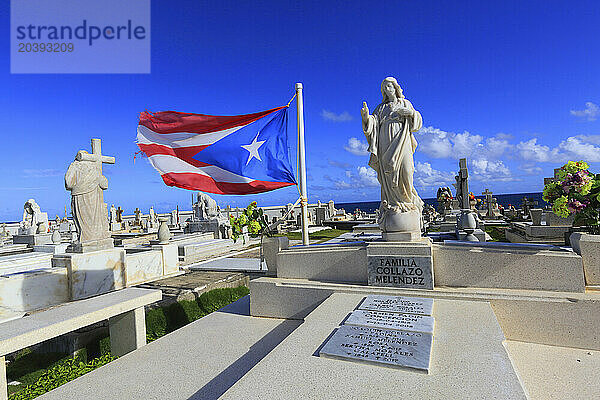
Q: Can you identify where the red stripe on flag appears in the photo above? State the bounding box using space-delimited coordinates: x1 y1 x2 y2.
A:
139 106 286 135
160 172 296 195
137 143 211 168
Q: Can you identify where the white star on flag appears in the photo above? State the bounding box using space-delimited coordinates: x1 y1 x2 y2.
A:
241 133 266 165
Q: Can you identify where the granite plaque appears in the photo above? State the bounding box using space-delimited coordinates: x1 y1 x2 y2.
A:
319 325 433 371
368 255 433 289
345 309 434 333
359 295 434 315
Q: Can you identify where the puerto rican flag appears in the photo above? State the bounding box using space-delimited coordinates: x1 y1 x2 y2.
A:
136 106 297 194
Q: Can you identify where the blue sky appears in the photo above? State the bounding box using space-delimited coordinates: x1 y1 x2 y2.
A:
2 0 600 221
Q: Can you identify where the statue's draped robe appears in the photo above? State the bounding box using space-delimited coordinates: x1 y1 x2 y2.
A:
363 98 424 216
65 161 109 242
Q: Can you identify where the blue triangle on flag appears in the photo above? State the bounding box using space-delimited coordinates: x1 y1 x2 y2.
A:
192 108 296 184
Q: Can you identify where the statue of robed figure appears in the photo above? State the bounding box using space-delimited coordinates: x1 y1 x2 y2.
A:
361 77 424 239
65 139 115 251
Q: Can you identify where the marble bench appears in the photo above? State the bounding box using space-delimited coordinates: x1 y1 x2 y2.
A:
0 287 161 400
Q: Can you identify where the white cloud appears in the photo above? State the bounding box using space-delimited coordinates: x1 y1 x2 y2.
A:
516 136 600 163
328 160 352 169
321 109 353 122
344 137 369 156
570 102 600 121
416 126 512 160
357 166 379 187
22 168 63 178
519 163 543 175
515 138 558 162
414 162 455 188
558 136 600 162
470 159 514 182
333 166 379 189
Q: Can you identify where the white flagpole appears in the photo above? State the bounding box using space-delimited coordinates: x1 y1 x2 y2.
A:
295 82 310 245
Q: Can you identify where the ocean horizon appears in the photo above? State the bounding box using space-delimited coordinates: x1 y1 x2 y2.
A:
336 192 547 214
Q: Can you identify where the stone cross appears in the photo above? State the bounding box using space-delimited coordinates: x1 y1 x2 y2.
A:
134 208 141 224
544 168 562 185
76 138 115 173
521 197 538 215
482 189 494 217
116 206 123 222
456 158 470 209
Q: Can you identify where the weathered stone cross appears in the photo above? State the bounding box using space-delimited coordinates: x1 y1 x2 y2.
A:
76 138 115 173
483 189 494 216
482 189 493 203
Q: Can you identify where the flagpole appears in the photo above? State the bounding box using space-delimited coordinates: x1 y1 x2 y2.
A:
295 82 310 245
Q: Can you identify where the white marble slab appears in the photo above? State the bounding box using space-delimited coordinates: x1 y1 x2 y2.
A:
60 249 126 300
125 250 162 285
0 252 53 276
319 324 433 372
0 268 68 312
358 295 434 315
345 309 434 333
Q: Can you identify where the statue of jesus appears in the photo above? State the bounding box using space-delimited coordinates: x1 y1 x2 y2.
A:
65 150 111 244
361 77 423 235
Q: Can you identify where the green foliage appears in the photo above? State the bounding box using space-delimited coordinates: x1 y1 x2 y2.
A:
197 286 249 313
229 201 270 242
9 353 115 400
484 226 508 242
543 161 600 233
144 286 250 342
279 228 349 243
8 286 250 399
145 307 167 342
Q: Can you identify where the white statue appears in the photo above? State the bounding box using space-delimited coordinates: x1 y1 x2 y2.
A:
149 206 157 227
19 199 49 235
195 192 218 220
109 204 117 223
361 77 423 237
65 139 114 245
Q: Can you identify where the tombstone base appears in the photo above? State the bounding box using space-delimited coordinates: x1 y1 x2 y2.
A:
12 233 53 247
110 222 123 231
382 231 421 242
67 238 114 253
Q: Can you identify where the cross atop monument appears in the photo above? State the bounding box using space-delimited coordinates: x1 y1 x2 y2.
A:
76 138 115 173
458 158 469 209
482 189 493 202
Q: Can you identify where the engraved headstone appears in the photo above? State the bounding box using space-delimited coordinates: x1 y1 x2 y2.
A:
345 309 434 333
367 255 433 289
359 295 434 315
319 325 433 372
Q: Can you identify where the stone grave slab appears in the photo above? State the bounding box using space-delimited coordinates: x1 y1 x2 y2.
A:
368 255 433 289
345 309 434 333
319 324 433 372
358 294 433 315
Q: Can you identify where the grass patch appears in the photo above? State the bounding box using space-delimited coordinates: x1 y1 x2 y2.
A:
485 226 509 242
7 286 249 399
277 229 349 243
146 286 249 341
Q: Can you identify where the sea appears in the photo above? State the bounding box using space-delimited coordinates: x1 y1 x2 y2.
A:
337 192 547 214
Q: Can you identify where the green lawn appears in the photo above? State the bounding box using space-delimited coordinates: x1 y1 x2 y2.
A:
7 286 249 400
277 228 349 243
485 226 509 242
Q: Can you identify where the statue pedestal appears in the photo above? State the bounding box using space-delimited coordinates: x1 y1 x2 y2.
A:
67 238 114 253
382 231 421 241
13 233 53 247
381 209 421 242
53 248 125 300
